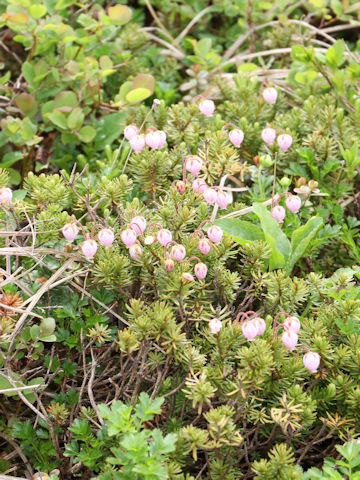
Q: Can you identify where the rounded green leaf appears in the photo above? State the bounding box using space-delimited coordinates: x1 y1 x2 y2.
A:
126 87 152 103
107 5 132 25
67 107 84 131
15 93 37 114
77 125 96 143
29 4 47 18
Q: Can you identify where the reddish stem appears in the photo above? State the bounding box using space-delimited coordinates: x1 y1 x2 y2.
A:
148 222 163 231
91 223 105 239
222 123 237 132
72 220 88 239
295 345 311 360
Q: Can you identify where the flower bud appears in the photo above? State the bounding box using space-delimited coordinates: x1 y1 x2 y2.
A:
262 87 278 104
271 205 286 223
153 98 161 106
199 238 211 255
216 190 229 209
171 244 186 262
308 180 318 190
209 318 222 334
279 176 291 188
145 130 167 150
130 216 147 235
144 235 155 245
121 228 137 247
199 99 215 117
303 351 320 373
277 134 293 152
62 223 79 242
281 329 298 351
81 239 98 259
283 316 301 333
165 257 175 272
285 195 301 213
208 225 223 244
203 188 217 205
242 320 258 341
129 243 142 260
124 124 139 141
297 177 307 187
253 317 266 336
129 134 145 153
0 186 12 205
98 228 115 247
182 272 194 282
176 181 185 195
194 262 208 280
229 128 244 148
156 228 172 246
192 178 207 193
261 127 276 146
185 155 203 176
259 154 274 167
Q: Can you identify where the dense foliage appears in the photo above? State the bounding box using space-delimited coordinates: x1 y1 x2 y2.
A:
1 0 360 479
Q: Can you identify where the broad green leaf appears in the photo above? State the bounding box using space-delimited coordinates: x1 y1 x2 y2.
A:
238 63 259 73
131 73 155 95
285 216 323 274
126 87 152 103
215 218 264 245
29 4 47 18
48 110 68 130
107 4 132 25
53 90 78 110
195 38 212 58
135 392 164 422
20 117 37 140
55 0 75 10
0 151 24 168
93 112 127 150
252 202 291 270
22 61 34 84
77 125 96 143
15 93 37 114
67 107 84 130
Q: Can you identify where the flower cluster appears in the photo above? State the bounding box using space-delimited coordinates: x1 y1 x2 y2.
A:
124 124 167 153
274 312 320 373
62 221 114 259
184 155 230 209
271 192 302 223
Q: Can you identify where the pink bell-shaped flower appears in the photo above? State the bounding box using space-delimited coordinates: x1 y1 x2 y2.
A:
207 225 223 244
262 87 278 104
283 316 301 334
199 99 215 117
145 130 167 150
303 351 320 373
277 134 293 152
194 262 208 280
285 195 301 213
81 239 98 259
229 128 244 147
156 228 172 246
0 186 13 205
130 216 147 235
242 320 258 341
253 317 266 336
124 124 139 141
271 205 286 223
216 190 229 209
171 244 186 262
144 235 155 245
62 223 79 242
192 178 207 193
198 238 211 255
261 127 276 146
98 228 114 247
281 329 298 351
165 257 175 272
129 243 142 260
121 228 137 248
203 188 217 205
185 155 203 176
129 134 146 153
209 318 222 334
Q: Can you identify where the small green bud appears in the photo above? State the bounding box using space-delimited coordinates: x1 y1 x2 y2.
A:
279 176 291 187
259 154 274 167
